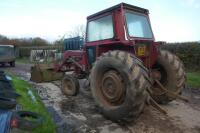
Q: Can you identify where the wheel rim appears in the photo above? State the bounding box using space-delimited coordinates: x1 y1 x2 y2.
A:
63 79 74 93
100 70 125 106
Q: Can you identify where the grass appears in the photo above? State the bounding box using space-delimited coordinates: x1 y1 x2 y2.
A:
11 75 56 133
16 57 30 64
186 72 200 88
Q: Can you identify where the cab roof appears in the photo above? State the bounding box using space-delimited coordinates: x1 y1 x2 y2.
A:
87 3 149 20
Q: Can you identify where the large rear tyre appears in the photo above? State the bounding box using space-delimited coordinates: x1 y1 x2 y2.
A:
151 50 186 104
90 51 150 122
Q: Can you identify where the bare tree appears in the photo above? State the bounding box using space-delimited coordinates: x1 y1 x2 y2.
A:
53 24 86 46
66 24 86 39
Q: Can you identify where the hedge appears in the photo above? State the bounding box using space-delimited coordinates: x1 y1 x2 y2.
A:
160 42 200 71
17 42 200 71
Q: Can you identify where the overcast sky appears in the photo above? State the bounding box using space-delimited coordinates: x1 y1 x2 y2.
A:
0 0 199 42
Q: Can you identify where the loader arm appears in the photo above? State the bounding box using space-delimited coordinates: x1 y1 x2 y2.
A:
54 50 86 73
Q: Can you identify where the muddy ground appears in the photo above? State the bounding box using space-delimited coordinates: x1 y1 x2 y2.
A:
1 63 200 133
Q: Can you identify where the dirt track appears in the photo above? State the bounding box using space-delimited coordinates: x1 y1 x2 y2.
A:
1 63 200 133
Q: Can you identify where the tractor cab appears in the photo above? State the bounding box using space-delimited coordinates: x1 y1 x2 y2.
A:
86 3 154 44
85 3 156 68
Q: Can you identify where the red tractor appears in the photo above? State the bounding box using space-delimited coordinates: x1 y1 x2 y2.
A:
55 3 186 122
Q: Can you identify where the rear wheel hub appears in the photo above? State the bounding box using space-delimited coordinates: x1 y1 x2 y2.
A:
151 69 162 81
101 70 125 105
151 65 167 95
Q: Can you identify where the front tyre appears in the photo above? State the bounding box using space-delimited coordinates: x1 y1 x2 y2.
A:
90 51 150 122
151 50 186 104
61 75 79 96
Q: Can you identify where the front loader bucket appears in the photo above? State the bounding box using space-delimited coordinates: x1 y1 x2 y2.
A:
30 64 64 83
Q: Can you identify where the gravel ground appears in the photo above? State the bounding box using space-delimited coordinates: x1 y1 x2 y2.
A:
1 63 200 133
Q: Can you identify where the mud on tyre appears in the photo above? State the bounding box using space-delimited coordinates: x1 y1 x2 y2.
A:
151 50 186 104
61 75 80 96
90 50 150 122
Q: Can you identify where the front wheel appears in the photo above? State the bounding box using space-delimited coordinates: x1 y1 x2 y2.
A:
90 51 150 122
61 75 79 96
151 50 186 104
